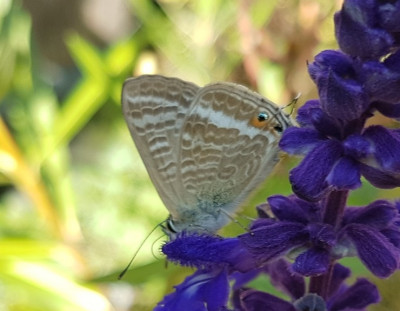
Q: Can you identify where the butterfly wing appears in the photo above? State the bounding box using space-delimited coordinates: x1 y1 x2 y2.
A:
122 75 200 215
175 82 292 232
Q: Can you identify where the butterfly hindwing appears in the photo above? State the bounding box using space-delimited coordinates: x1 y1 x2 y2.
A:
122 75 199 215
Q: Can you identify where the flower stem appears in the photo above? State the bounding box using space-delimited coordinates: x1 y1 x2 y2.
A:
322 190 349 228
309 190 349 298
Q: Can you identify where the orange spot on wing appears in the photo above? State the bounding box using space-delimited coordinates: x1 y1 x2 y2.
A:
250 116 269 129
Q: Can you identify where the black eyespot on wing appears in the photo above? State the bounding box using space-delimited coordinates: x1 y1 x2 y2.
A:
257 112 268 122
274 125 283 133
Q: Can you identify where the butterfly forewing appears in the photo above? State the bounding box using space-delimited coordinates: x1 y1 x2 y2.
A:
122 75 199 213
177 83 289 225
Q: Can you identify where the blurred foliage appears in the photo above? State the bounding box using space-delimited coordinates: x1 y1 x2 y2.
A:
0 0 399 310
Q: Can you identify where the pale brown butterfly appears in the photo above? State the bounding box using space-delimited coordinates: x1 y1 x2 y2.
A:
122 75 292 238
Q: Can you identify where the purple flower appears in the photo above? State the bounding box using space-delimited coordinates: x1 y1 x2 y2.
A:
237 263 380 311
240 196 400 278
154 268 230 311
162 198 400 279
161 234 256 272
280 101 400 201
308 50 369 121
362 50 400 106
339 200 400 277
334 0 396 59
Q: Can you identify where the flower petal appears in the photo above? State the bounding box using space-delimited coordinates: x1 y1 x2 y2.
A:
360 163 400 188
343 134 372 158
239 222 308 263
279 127 324 155
326 156 361 190
319 69 369 121
290 140 343 201
296 99 321 127
328 278 380 311
308 50 355 83
155 268 229 311
345 224 399 277
363 125 400 172
374 101 400 119
327 264 351 298
239 289 296 311
343 200 397 229
232 270 261 290
362 55 400 104
268 195 309 223
266 259 306 300
309 106 342 138
162 234 256 272
334 0 393 58
292 248 331 276
308 223 336 248
381 227 400 249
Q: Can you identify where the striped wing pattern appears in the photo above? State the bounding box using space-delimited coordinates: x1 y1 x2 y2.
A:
122 75 292 234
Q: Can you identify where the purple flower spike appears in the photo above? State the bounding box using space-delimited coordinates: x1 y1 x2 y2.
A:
154 2 400 309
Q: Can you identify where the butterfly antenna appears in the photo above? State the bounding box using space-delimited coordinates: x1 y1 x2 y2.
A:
267 93 300 127
118 222 165 280
282 92 301 116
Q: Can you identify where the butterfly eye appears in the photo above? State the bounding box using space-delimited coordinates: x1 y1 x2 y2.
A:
165 218 178 234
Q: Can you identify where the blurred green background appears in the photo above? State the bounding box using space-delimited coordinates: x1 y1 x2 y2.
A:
0 0 399 310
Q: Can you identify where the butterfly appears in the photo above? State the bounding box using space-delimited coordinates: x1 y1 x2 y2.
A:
122 75 292 238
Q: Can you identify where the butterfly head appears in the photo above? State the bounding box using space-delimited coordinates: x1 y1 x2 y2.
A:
162 216 179 238
161 211 232 239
